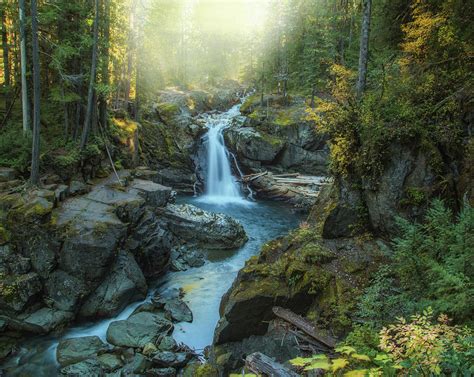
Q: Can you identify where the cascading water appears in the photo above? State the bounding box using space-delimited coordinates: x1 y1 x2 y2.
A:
198 103 249 205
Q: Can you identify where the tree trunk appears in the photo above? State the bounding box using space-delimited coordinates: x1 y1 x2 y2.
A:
80 0 100 150
30 0 41 185
19 0 30 134
1 8 11 111
99 0 110 129
356 0 371 98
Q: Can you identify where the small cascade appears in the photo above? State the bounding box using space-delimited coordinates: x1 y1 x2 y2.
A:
198 103 250 205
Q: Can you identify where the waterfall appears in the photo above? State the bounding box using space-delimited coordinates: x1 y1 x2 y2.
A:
198 103 249 205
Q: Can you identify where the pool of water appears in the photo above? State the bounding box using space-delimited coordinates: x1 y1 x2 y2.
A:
1 197 302 376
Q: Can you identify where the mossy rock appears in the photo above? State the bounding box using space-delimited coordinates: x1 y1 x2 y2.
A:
183 363 219 377
0 226 9 245
156 102 180 123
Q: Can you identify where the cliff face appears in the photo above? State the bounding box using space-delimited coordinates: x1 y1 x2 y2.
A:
224 94 329 176
210 95 473 374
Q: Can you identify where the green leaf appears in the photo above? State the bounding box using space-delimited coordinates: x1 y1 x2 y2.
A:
343 369 369 377
336 345 357 355
304 360 331 371
290 357 311 367
332 358 349 372
351 354 371 362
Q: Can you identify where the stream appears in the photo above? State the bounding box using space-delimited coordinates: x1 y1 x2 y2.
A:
2 102 302 376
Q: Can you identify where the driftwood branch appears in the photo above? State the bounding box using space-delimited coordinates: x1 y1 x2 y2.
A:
273 307 337 349
241 171 268 183
245 352 299 377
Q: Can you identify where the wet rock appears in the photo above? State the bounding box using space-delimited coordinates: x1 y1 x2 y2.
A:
0 168 16 182
225 127 285 163
121 353 151 374
164 298 193 323
170 259 187 271
56 336 108 367
45 270 87 311
156 168 197 194
56 198 127 283
157 204 247 249
142 342 158 356
98 353 123 372
0 272 42 313
129 179 172 207
158 336 177 352
79 250 147 319
69 180 90 196
152 351 190 368
54 184 70 203
60 358 103 376
106 312 173 348
145 367 177 377
125 209 172 278
24 307 74 333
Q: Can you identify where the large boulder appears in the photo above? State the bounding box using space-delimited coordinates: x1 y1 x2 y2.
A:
23 307 74 333
124 209 172 278
55 198 127 283
45 270 87 312
225 127 285 163
0 272 42 313
79 250 147 319
157 204 247 249
59 358 103 376
56 336 108 367
106 312 173 348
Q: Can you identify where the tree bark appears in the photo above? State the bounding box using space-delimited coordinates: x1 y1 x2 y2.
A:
356 0 371 98
245 352 299 377
1 8 11 111
19 0 30 134
80 0 100 150
272 306 337 348
30 0 41 185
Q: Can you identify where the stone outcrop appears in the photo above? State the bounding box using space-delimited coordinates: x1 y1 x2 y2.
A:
224 94 329 177
157 204 248 249
0 166 248 366
211 220 386 373
139 82 245 193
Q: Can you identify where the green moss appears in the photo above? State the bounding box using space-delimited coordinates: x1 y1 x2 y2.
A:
0 274 18 303
240 94 259 114
400 186 427 206
0 226 9 245
260 131 284 147
274 108 299 127
157 102 180 119
193 363 219 377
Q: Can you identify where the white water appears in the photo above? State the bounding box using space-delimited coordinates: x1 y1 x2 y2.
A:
198 104 250 205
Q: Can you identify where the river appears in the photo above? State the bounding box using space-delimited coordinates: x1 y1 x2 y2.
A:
2 103 302 376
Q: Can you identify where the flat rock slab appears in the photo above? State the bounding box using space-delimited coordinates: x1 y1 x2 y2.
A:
130 179 172 207
158 204 248 249
56 336 108 367
106 312 173 348
24 307 74 333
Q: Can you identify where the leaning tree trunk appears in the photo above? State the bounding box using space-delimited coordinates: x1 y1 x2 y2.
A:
80 0 100 150
356 0 371 99
19 0 30 134
30 0 41 185
1 8 11 111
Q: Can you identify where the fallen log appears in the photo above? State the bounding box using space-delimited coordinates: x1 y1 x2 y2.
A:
273 307 337 349
242 171 268 183
245 352 299 377
273 173 300 178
